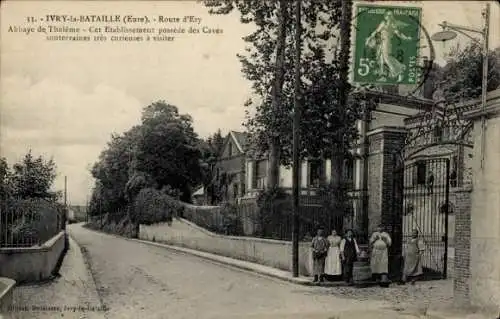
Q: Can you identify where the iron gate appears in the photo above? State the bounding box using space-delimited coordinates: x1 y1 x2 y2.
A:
392 157 450 280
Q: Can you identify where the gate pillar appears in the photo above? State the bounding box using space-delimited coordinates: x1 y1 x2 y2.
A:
462 89 500 311
366 127 407 277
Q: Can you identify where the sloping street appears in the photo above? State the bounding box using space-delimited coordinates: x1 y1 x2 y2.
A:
63 224 406 319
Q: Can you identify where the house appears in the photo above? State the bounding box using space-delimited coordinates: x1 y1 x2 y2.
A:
213 131 250 202
215 130 352 201
238 88 471 240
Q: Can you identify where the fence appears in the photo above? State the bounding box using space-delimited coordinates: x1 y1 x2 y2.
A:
245 189 367 242
0 198 65 248
86 188 369 243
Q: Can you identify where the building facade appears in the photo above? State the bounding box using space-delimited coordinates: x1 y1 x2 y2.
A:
239 91 474 249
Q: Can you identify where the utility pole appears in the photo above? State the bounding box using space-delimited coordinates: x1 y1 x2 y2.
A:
64 176 67 207
63 175 67 230
86 193 89 223
479 3 490 169
292 0 302 278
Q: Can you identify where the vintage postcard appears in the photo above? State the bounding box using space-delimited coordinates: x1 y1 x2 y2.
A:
1 1 499 318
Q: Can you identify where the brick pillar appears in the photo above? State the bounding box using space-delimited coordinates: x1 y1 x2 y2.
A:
453 187 472 306
366 127 407 277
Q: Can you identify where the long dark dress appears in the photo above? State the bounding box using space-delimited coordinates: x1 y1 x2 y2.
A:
341 238 359 283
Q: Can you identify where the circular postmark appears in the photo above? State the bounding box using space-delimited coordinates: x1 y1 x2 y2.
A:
348 2 435 96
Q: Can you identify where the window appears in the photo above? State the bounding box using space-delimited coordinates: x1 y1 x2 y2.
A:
432 125 444 142
252 161 258 189
344 158 355 187
414 161 427 185
253 160 266 189
308 159 322 187
228 142 233 157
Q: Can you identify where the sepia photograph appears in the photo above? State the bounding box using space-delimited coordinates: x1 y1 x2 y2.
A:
1 0 499 318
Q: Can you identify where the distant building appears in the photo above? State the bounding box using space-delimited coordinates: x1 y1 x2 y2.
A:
191 186 205 205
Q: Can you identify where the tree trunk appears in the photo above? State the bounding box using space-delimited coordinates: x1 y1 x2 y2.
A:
331 0 352 219
267 0 288 189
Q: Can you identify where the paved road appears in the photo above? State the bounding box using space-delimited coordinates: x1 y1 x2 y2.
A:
68 224 403 319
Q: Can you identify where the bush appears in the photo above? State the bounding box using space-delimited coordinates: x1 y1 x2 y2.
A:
251 184 353 241
218 202 244 236
316 181 354 219
132 188 183 225
254 186 293 240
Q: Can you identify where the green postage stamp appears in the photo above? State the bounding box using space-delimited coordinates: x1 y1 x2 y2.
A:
351 4 422 86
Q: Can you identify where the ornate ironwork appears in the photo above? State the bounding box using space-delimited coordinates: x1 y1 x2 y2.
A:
403 96 477 159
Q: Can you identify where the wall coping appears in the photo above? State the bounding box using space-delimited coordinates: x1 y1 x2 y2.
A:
463 89 500 120
149 218 310 247
366 126 407 137
183 203 220 209
0 231 65 254
0 277 15 305
464 102 500 120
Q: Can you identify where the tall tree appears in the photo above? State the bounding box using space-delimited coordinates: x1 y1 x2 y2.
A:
91 126 141 214
265 0 288 188
198 129 226 204
10 151 59 200
0 157 13 200
205 0 362 170
134 101 202 203
436 43 500 102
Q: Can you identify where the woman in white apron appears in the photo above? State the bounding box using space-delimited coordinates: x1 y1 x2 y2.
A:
325 230 342 280
370 225 392 286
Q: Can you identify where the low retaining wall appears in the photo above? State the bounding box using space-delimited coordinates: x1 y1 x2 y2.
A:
0 231 66 283
140 219 315 276
140 220 455 279
0 277 15 313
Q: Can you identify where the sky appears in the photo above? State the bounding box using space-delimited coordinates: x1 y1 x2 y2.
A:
1 1 499 205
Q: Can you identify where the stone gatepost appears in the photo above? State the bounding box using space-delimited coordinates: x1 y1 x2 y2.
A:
462 89 500 312
366 126 407 276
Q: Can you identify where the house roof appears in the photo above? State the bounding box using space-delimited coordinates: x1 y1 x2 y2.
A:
229 131 250 153
192 186 204 196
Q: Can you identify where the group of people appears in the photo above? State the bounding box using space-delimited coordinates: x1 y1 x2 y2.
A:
310 225 425 285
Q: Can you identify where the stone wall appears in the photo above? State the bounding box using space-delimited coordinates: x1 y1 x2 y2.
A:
0 231 66 283
140 219 314 276
464 89 500 311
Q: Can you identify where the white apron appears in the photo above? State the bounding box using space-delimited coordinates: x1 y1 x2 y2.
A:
325 246 342 275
